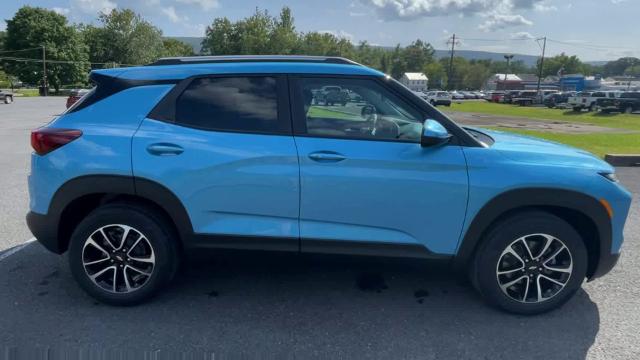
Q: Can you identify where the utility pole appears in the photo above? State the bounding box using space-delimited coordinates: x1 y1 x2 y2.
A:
503 54 514 91
535 36 547 100
41 45 48 96
447 34 460 90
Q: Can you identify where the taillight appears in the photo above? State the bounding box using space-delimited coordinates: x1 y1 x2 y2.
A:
31 128 82 155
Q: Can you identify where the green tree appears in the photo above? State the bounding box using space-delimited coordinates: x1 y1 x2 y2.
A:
403 39 434 72
162 38 194 57
538 53 586 77
82 9 164 66
625 65 640 77
603 57 640 77
201 17 237 55
297 32 354 57
3 6 89 91
423 61 447 89
268 7 298 54
388 45 407 79
466 63 491 89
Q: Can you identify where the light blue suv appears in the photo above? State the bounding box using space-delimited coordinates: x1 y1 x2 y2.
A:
27 56 631 314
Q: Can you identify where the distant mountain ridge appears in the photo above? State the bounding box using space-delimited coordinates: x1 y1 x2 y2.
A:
166 37 605 66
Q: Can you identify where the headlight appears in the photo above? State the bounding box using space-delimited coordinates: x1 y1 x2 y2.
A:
599 172 619 183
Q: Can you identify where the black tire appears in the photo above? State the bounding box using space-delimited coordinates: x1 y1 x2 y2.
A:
4 96 12 104
588 103 596 112
572 107 582 112
624 106 633 114
68 203 179 306
470 211 587 315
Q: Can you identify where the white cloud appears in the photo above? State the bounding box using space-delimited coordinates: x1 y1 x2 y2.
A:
533 0 557 12
359 0 547 20
52 7 71 15
176 0 219 11
161 6 188 23
510 31 535 40
72 0 117 14
479 13 532 31
319 30 355 41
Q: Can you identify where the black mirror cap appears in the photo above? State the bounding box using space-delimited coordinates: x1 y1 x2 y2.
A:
421 133 452 147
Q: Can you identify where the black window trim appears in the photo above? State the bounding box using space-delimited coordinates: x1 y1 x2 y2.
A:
148 73 292 136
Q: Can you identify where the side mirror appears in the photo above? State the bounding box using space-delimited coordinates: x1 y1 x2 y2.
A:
421 119 452 147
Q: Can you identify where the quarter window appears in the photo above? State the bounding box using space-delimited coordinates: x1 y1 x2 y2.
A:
175 76 281 133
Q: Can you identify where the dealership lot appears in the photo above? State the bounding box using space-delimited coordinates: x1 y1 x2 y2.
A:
1 97 640 358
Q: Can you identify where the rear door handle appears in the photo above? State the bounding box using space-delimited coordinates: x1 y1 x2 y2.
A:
308 151 346 162
146 143 184 156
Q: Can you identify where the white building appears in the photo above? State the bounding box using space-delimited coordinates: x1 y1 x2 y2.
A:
399 72 429 92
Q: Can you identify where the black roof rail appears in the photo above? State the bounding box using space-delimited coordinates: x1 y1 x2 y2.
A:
147 55 362 66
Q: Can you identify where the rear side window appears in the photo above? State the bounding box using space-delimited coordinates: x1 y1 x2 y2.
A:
174 76 282 133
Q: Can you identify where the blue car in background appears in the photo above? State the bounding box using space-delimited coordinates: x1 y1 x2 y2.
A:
26 56 631 314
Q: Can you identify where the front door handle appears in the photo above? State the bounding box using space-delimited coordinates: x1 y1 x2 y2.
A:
147 143 184 156
308 151 346 162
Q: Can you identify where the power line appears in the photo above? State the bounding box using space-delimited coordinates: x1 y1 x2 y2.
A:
546 38 635 51
457 37 534 42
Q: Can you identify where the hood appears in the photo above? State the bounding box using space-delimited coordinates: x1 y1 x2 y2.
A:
477 128 613 172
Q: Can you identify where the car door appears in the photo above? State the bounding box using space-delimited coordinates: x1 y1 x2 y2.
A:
132 75 300 250
290 76 469 256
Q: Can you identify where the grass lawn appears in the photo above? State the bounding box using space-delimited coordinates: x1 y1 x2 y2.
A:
14 89 40 97
446 101 640 131
445 102 640 157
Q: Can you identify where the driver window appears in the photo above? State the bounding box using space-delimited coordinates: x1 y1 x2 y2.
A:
298 77 423 142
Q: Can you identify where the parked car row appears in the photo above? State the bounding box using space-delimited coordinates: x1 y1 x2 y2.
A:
597 92 640 114
483 89 639 114
414 90 487 107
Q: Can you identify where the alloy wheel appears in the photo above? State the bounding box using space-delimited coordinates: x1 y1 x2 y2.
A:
496 234 573 303
82 224 155 293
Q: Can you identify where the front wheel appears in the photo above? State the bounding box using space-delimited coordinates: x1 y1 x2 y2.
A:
471 211 587 315
68 203 179 305
4 96 12 104
624 106 634 114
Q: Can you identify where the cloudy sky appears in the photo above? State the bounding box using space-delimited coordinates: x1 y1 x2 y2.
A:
1 0 638 61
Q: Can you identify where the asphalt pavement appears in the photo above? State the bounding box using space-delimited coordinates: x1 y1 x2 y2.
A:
1 97 639 359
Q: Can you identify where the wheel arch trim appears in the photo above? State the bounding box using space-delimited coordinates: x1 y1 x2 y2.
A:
454 188 612 279
34 175 193 253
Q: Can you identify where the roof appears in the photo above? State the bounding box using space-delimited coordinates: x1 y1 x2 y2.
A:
516 74 539 82
492 74 521 81
92 56 384 81
403 72 428 80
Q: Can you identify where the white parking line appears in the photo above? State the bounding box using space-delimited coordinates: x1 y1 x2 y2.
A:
0 238 36 262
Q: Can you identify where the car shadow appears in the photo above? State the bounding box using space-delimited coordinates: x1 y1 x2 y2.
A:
0 243 600 359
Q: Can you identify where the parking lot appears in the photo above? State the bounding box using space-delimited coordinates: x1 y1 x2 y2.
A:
1 97 640 359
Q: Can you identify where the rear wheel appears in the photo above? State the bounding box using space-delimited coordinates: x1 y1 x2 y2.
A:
625 106 633 114
471 211 587 315
68 203 179 305
589 103 596 112
4 96 12 104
